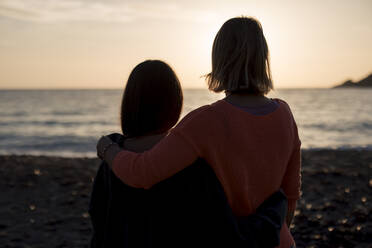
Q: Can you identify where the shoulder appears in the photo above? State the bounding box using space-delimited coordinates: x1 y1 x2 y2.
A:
274 98 291 110
274 98 301 145
273 98 296 119
176 101 222 129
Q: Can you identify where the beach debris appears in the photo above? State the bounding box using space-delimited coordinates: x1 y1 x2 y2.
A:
29 205 36 211
294 209 301 216
344 187 350 193
306 203 312 210
316 214 322 220
361 197 367 203
312 234 321 240
356 225 362 231
340 218 348 224
81 212 89 218
33 169 41 176
328 226 334 232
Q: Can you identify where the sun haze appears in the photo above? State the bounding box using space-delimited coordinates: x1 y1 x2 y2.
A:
0 0 371 89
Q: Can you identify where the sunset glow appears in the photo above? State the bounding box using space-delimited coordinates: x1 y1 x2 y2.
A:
0 0 371 89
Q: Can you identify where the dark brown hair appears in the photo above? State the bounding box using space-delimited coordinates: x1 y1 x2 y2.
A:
206 17 273 95
121 60 183 137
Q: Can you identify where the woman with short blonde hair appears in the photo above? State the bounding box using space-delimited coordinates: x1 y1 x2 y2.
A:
207 17 273 95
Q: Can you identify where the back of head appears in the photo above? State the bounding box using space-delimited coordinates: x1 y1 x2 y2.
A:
121 60 183 137
207 17 273 95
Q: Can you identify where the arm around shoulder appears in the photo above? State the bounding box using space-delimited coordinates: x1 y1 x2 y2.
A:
112 129 200 189
100 105 213 189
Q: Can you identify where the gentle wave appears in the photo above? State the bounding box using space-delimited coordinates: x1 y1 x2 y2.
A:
0 120 112 127
302 122 372 132
0 88 371 157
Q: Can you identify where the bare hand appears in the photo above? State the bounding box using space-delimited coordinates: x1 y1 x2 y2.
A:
96 136 114 159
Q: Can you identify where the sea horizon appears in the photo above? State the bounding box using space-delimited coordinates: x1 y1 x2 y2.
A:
1 88 371 157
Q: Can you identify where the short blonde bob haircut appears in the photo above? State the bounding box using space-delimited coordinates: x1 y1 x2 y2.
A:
206 17 273 95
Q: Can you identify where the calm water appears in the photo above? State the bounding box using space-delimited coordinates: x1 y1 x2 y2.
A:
0 89 371 157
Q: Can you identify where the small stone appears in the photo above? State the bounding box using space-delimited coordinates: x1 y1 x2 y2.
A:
340 218 348 224
29 205 36 211
328 227 334 232
344 187 350 193
361 197 367 203
306 204 312 210
312 234 321 239
356 225 362 231
30 218 35 223
82 212 89 218
33 169 41 176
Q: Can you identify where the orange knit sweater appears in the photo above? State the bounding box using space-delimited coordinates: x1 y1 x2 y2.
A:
113 99 301 247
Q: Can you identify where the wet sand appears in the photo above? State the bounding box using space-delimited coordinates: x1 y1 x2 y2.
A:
0 150 371 248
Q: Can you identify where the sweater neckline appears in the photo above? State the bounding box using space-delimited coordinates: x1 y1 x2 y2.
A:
216 98 283 118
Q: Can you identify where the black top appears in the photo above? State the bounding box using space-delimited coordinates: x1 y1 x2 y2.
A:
89 133 287 248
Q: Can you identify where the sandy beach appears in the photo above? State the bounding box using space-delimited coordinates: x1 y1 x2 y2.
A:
0 150 371 248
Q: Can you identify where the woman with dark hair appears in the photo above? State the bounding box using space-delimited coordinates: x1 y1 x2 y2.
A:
120 60 183 139
92 59 290 247
90 60 185 247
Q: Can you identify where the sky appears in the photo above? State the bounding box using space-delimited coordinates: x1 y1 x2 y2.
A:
0 0 371 89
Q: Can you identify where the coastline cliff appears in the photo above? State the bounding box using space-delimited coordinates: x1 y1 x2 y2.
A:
333 73 372 88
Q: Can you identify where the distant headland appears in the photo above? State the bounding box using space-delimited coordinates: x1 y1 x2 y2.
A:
333 73 372 88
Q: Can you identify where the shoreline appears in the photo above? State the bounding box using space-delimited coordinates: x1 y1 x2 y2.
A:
2 147 372 159
2 147 372 158
0 149 371 247
0 144 372 159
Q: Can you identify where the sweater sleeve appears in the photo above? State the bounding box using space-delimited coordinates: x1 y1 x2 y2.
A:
112 106 210 189
281 146 301 211
280 115 302 211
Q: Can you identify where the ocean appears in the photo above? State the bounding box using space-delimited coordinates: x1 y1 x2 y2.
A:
0 89 371 157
